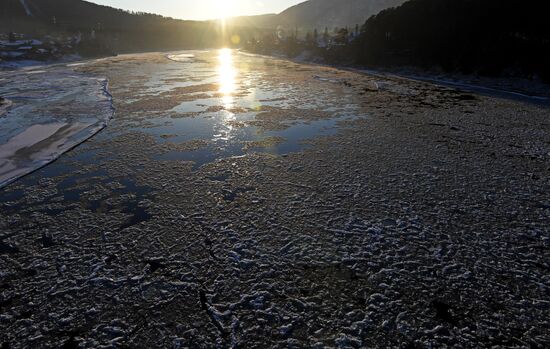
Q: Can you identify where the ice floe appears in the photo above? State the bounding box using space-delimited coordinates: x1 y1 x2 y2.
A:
0 65 114 188
166 53 196 62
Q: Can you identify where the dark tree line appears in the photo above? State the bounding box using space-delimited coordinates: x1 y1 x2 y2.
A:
352 0 550 81
245 0 550 82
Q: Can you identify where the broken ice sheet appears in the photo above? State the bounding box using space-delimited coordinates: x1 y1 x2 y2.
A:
0 65 114 188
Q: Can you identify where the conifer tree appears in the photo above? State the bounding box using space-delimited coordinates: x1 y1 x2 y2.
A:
305 31 313 47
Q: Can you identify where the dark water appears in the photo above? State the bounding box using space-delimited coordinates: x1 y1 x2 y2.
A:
153 115 351 168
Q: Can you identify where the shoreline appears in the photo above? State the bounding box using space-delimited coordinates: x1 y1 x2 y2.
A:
241 49 550 105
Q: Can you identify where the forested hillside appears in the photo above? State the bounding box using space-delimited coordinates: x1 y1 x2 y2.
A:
0 0 224 52
353 0 550 80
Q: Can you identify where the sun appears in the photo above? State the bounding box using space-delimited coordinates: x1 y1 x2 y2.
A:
216 0 234 20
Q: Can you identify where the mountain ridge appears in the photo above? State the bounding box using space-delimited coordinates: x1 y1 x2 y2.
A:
228 0 408 31
2 0 409 33
275 0 408 29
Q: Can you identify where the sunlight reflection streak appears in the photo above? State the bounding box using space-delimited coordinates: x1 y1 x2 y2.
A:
218 48 236 108
215 48 238 144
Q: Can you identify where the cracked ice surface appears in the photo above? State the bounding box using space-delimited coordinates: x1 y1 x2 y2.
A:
0 51 549 348
0 66 114 188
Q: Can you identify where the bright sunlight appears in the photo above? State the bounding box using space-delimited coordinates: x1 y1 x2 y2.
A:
215 0 233 20
218 48 236 96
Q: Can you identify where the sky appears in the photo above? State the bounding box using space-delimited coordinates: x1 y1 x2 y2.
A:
89 0 304 21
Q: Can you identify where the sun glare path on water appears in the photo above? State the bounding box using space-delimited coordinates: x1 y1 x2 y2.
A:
218 48 237 104
216 48 238 142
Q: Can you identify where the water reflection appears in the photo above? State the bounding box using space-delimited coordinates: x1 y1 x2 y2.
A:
143 50 361 168
216 48 238 144
218 48 236 107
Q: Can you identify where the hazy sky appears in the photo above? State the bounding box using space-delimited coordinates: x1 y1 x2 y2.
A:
89 0 304 20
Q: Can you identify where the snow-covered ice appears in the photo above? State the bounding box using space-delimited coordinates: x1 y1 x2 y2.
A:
0 65 114 188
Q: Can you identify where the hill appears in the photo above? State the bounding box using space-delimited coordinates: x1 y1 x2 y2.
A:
230 0 407 31
275 0 407 30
